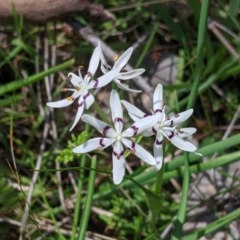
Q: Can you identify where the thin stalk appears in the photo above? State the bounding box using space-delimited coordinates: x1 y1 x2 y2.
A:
93 101 111 125
77 156 97 240
71 151 87 239
171 0 210 239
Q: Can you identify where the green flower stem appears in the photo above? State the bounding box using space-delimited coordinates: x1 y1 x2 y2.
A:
71 153 86 240
93 101 111 125
77 155 97 240
171 0 209 239
154 160 164 195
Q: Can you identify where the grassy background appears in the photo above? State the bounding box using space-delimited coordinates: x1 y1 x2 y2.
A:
1 0 240 239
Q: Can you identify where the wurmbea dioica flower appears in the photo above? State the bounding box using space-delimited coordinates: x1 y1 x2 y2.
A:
72 90 159 185
99 45 144 93
46 45 129 131
122 84 199 170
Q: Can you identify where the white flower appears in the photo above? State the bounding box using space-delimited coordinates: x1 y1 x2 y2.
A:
47 46 129 131
122 84 199 170
72 90 159 185
99 45 144 93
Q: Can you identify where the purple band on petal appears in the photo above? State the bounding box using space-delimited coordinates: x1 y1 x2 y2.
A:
168 131 174 139
103 125 111 136
113 150 124 160
156 139 163 145
155 109 162 114
114 117 123 124
83 91 90 100
93 79 99 88
131 141 135 149
78 101 84 107
68 74 72 81
143 113 149 118
152 127 157 133
170 120 173 127
131 125 139 136
100 138 105 147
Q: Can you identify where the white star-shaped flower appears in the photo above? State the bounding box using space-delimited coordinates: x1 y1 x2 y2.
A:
72 90 159 184
122 84 200 170
99 45 145 93
47 46 130 131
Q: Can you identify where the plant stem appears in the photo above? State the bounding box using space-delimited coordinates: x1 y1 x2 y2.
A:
154 159 164 195
77 156 97 240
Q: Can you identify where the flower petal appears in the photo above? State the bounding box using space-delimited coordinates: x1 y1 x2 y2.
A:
164 130 197 152
72 137 114 153
85 46 100 84
153 84 164 114
69 96 84 131
110 90 123 134
122 114 159 137
112 141 125 185
83 91 95 109
82 114 116 138
116 68 145 80
154 133 163 170
47 97 74 108
164 109 194 127
121 100 146 118
122 138 155 165
113 47 133 70
68 72 82 87
176 127 196 138
88 68 120 89
114 79 142 93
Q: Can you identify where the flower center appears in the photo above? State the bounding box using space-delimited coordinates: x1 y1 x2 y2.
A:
116 134 122 141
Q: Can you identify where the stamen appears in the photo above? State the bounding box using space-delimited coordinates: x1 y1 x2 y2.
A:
76 86 81 91
66 96 74 101
114 55 119 61
78 66 83 76
174 114 180 118
61 88 67 92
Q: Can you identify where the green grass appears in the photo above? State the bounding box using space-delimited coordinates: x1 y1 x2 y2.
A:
1 0 240 239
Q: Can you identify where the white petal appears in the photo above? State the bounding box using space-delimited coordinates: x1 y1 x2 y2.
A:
121 100 146 118
122 114 159 137
116 68 145 80
86 46 100 83
110 90 123 134
72 137 114 153
69 96 84 131
112 141 125 185
88 68 120 89
129 113 142 122
176 127 196 138
99 48 111 75
47 97 74 108
153 84 163 113
83 91 95 109
164 109 193 127
82 114 116 138
114 79 142 93
68 72 82 87
154 133 163 170
142 128 155 137
165 130 197 152
113 47 133 70
122 138 155 165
